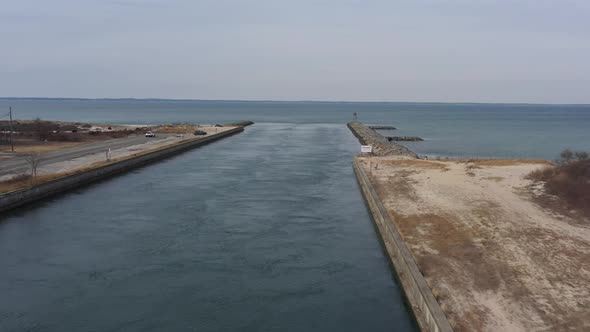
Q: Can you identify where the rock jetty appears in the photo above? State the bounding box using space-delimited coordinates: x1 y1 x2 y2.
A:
347 121 418 158
368 125 397 130
223 120 255 127
387 136 424 142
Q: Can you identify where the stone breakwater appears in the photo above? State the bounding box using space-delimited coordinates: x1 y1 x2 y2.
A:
387 136 424 142
369 125 397 130
347 121 418 157
224 120 255 127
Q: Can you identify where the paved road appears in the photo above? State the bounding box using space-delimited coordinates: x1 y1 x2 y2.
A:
0 134 172 177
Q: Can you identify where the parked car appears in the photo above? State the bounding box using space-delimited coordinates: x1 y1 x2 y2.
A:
194 130 207 136
145 131 156 137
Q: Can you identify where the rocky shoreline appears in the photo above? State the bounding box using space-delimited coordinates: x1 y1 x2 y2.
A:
368 125 397 130
387 136 424 142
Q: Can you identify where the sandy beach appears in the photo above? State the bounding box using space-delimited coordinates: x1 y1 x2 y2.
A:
358 157 590 331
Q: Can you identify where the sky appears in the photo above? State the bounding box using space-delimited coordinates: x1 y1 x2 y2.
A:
1 0 589 103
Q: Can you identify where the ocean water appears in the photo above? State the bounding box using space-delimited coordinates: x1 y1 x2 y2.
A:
1 98 589 159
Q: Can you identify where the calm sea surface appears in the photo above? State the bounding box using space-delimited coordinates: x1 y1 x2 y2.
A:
2 99 589 159
0 99 589 331
0 123 416 331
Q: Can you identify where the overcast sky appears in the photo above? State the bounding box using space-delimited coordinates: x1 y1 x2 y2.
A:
1 0 589 103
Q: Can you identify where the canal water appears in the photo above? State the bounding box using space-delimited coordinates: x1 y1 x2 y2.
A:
0 124 416 331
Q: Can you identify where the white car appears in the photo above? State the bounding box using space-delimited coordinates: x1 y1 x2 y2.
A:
145 132 155 137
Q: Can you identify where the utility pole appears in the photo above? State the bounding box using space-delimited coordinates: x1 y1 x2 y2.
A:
9 107 14 152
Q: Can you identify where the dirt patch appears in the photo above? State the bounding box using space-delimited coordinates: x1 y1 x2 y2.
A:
483 176 504 182
370 169 418 203
381 159 450 170
0 141 85 153
451 158 551 167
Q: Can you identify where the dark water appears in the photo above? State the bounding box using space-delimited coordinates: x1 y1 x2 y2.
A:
2 99 589 159
0 124 416 331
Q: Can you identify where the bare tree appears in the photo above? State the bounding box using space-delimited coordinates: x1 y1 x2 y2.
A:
25 153 41 185
34 117 51 141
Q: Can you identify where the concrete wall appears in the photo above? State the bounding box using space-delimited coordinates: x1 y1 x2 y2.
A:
0 127 244 213
353 159 454 332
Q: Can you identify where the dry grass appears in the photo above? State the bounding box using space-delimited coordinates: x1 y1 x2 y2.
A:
527 152 590 218
391 211 518 332
379 159 450 170
0 131 135 154
0 141 85 153
0 173 61 192
0 159 115 193
483 176 504 182
452 158 551 166
156 124 212 133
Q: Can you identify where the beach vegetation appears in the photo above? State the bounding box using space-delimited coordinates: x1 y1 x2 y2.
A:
528 149 590 217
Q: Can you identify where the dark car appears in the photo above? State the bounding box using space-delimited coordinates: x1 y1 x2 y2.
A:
194 130 207 136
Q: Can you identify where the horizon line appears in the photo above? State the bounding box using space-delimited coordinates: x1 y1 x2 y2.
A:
0 96 589 107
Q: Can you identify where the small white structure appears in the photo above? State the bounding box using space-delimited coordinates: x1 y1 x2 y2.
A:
361 145 373 153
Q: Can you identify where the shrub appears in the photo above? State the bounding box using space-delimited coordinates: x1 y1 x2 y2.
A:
5 173 32 183
47 132 82 142
34 118 53 141
528 149 590 216
106 131 130 139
